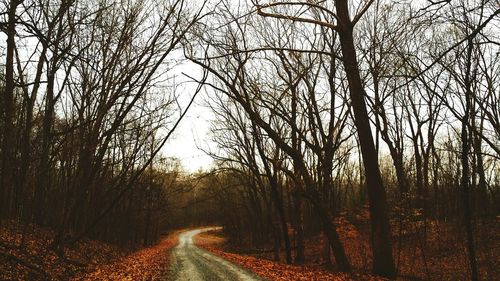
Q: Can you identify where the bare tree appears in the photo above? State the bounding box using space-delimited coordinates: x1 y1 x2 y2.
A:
254 1 396 276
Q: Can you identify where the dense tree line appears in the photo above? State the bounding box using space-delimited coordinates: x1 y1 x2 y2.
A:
185 0 499 279
0 0 206 251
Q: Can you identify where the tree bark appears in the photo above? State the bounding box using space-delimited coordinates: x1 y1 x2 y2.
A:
253 124 293 264
461 37 479 281
293 192 305 264
1 0 19 220
308 191 350 271
335 0 396 278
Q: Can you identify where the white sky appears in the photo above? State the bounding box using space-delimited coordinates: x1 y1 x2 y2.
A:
162 100 215 173
161 60 215 173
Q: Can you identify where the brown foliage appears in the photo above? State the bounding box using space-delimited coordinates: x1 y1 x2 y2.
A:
73 232 179 281
0 220 179 281
0 220 123 280
195 231 386 281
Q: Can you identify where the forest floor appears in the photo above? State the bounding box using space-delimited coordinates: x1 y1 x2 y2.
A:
0 220 124 280
195 229 384 281
1 217 498 280
195 213 500 281
0 220 178 280
73 232 178 280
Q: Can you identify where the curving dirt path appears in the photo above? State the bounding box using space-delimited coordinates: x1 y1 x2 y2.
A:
169 228 262 281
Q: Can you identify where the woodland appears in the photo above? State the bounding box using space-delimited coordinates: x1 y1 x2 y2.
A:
0 0 499 280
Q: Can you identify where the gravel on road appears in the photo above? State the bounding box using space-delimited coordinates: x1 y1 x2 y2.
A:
169 228 263 281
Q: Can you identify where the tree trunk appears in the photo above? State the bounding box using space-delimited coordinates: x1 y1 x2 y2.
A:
335 1 396 278
1 0 18 221
473 118 489 214
251 121 293 264
310 195 350 272
269 175 292 264
293 192 305 264
413 138 425 209
461 37 479 281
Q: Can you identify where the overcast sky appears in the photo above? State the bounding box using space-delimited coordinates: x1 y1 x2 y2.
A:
161 60 215 173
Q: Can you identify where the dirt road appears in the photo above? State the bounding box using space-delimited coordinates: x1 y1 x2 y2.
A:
169 228 262 281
